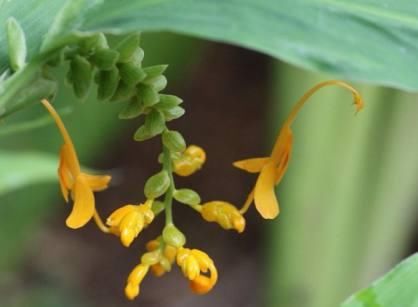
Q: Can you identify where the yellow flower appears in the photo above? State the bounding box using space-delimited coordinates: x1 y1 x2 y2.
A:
234 80 363 219
125 264 149 300
176 247 218 295
106 200 154 247
41 99 111 229
173 145 206 176
200 201 246 233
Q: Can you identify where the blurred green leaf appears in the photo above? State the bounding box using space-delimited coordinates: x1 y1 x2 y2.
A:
0 151 56 196
341 253 418 307
1 0 418 91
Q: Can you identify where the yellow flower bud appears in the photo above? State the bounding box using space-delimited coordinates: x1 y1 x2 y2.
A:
173 145 206 176
176 247 218 295
125 264 149 300
201 201 246 233
107 201 154 247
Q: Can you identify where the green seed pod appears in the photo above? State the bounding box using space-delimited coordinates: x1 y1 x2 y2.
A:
162 130 186 153
128 47 145 66
96 67 120 100
143 65 168 79
162 224 186 248
162 106 185 121
118 95 146 119
80 33 109 55
70 55 93 99
144 170 170 199
143 75 167 92
90 49 119 70
115 33 141 62
137 84 159 107
173 189 201 206
111 80 135 102
119 63 146 86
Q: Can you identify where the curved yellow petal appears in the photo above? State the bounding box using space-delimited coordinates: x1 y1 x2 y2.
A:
233 157 270 173
66 177 95 229
106 204 137 227
82 173 111 191
254 162 279 219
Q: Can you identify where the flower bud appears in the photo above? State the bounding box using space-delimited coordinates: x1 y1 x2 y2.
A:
173 145 206 176
201 201 246 233
162 224 186 248
107 201 154 247
125 264 149 300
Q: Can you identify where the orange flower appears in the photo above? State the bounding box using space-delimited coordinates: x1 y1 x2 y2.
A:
41 99 111 229
234 80 363 219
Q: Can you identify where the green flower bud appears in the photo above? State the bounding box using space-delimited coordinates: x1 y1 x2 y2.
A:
144 170 170 199
96 67 120 100
70 55 93 99
162 224 186 248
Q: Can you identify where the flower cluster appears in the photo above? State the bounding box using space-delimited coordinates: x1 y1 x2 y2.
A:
41 32 363 301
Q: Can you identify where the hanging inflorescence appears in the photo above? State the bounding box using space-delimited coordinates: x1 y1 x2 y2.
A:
5 23 364 300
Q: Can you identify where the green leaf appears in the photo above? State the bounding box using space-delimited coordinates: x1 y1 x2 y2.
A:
341 253 418 307
162 130 186 153
134 110 166 141
0 151 57 196
144 170 170 199
6 17 27 72
79 0 418 91
173 188 201 206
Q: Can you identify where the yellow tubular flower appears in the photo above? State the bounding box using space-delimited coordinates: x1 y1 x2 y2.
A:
200 201 246 233
234 80 364 219
106 200 154 247
41 99 111 229
174 145 206 176
125 264 149 300
176 248 218 295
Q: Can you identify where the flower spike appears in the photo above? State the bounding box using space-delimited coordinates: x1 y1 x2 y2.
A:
234 80 364 219
41 99 111 229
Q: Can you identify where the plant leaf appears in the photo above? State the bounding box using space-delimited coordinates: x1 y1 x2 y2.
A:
341 253 418 307
80 0 418 91
2 1 418 90
0 151 57 196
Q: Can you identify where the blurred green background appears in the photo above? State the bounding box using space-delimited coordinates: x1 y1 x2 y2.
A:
0 32 417 307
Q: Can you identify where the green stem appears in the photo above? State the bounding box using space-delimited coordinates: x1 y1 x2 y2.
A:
162 142 175 225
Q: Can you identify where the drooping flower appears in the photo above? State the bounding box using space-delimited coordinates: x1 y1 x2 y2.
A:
106 200 155 247
200 201 246 233
41 99 111 229
176 247 218 294
234 80 364 219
